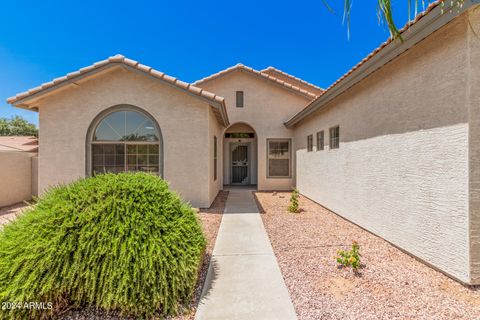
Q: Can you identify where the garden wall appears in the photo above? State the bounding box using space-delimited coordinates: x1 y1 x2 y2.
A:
0 151 37 207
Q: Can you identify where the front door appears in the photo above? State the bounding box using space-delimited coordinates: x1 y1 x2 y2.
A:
231 143 249 185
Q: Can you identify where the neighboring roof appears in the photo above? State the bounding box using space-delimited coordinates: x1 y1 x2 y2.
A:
193 64 319 100
260 66 324 95
285 0 476 127
7 54 229 126
0 136 38 152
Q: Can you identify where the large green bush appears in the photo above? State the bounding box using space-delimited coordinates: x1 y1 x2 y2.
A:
0 173 206 319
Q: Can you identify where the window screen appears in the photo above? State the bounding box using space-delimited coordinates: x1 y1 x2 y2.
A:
236 91 244 108
329 126 340 149
91 109 160 175
307 134 313 152
267 139 291 177
214 136 218 181
92 143 159 174
317 131 324 151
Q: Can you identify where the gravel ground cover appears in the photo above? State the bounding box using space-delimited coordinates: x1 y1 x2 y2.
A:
59 190 228 320
255 191 480 320
0 202 30 226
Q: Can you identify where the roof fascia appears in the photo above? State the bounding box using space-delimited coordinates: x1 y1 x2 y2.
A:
285 0 476 127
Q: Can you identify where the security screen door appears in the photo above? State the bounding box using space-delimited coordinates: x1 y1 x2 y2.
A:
231 143 249 185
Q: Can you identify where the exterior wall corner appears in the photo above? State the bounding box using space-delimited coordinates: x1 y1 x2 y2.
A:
467 5 480 284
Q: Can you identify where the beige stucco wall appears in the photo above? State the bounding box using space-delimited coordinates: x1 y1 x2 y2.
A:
199 71 311 190
467 7 480 285
36 66 216 208
293 14 474 283
208 107 224 205
0 151 34 207
31 155 38 197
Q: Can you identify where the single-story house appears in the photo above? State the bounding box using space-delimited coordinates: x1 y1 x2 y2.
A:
6 0 480 285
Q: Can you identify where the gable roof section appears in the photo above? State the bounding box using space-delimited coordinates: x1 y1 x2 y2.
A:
260 66 324 95
193 64 318 100
7 54 229 126
285 0 476 127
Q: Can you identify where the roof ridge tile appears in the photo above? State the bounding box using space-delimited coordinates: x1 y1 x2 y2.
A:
261 66 324 92
193 64 318 99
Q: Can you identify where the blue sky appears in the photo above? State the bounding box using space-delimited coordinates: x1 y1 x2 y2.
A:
0 0 418 126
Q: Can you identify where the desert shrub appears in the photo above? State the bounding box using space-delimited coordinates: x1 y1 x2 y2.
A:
336 241 361 270
0 172 206 319
288 188 300 213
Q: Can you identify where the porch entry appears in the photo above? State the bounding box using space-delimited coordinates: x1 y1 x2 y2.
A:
223 122 258 186
230 143 249 185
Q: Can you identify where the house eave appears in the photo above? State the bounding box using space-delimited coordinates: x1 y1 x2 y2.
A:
285 0 477 128
8 57 230 127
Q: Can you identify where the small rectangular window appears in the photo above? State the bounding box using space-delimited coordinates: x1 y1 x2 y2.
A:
236 91 244 108
329 126 340 149
267 139 291 178
214 136 218 180
307 134 313 152
225 132 255 138
317 131 324 151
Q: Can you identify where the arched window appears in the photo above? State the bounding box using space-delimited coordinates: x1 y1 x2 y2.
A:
87 106 162 176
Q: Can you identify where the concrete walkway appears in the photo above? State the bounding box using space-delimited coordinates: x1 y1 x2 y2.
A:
195 187 297 320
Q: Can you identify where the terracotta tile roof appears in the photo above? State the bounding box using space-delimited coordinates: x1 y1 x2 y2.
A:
193 64 319 100
0 136 38 152
260 66 324 95
285 0 465 127
7 54 227 110
318 0 444 95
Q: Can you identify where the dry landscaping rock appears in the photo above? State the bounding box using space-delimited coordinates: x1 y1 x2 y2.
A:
255 191 480 320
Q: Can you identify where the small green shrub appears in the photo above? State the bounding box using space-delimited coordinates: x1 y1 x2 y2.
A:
0 172 206 319
288 188 300 213
336 241 361 270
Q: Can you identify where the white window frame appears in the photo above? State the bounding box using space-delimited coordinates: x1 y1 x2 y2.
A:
266 138 292 178
86 104 163 177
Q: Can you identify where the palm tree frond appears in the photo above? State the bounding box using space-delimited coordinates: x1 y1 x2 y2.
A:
321 0 467 40
343 0 352 38
321 0 335 14
377 0 401 38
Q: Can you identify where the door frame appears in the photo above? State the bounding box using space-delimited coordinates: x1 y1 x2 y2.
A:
223 138 257 186
230 142 250 185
